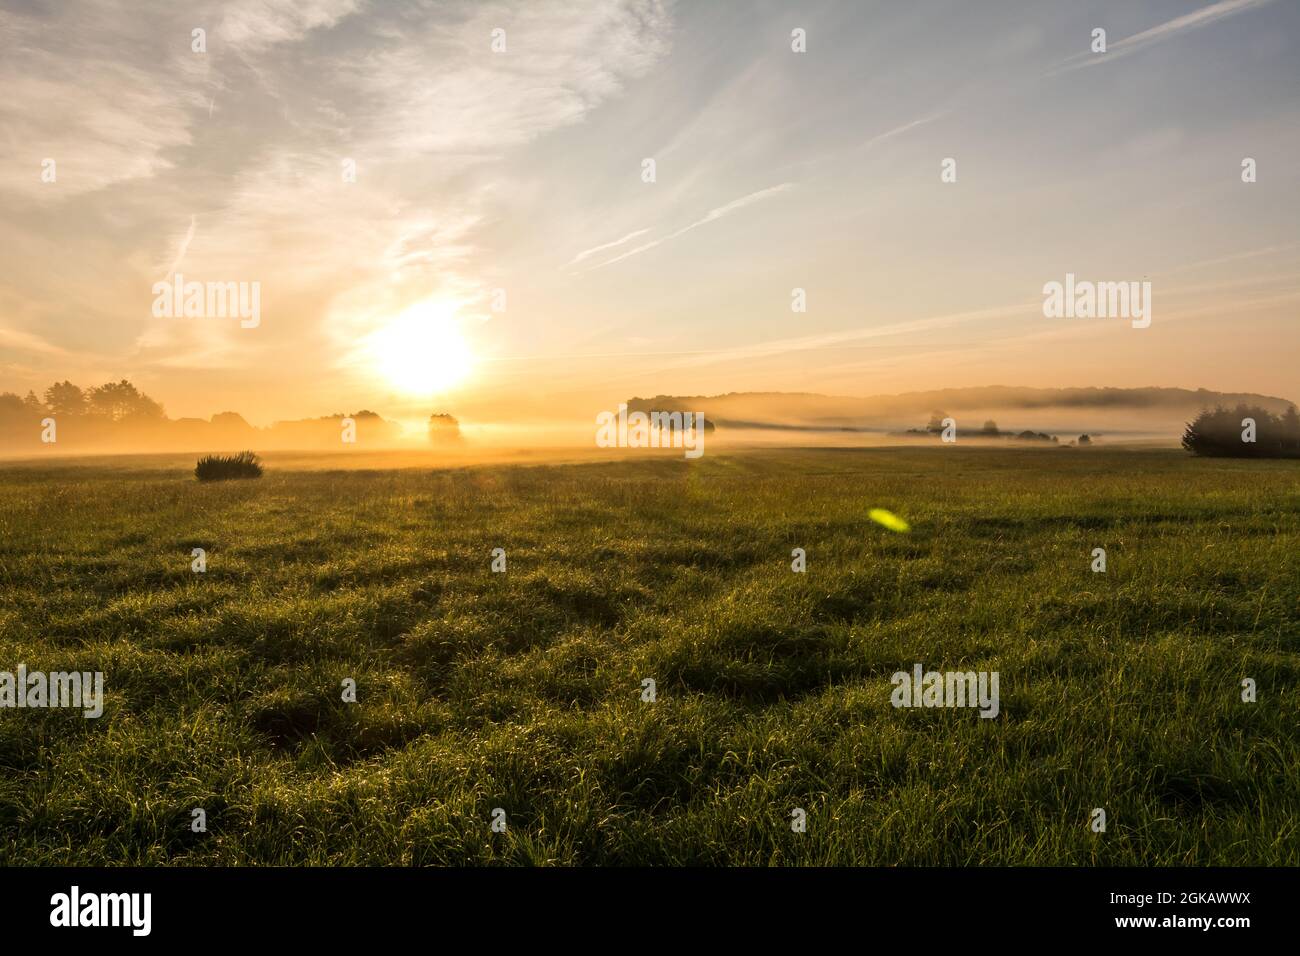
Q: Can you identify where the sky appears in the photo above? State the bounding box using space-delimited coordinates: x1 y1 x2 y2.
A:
1 0 1297 426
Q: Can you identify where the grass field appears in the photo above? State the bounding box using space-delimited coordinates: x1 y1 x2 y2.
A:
0 446 1297 865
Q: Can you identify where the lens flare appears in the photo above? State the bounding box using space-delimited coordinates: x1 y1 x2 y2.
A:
868 508 911 533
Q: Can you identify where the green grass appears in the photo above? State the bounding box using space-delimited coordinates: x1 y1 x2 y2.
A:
0 446 1296 865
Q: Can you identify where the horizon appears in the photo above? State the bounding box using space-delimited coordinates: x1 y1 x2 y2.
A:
4 378 1296 458
3 0 1298 427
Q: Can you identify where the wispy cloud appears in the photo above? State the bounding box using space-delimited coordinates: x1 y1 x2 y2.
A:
0 325 70 358
565 229 651 267
1048 0 1276 75
216 0 360 53
855 112 947 152
1161 243 1299 276
585 183 794 271
163 216 198 281
639 302 1039 371
0 2 203 200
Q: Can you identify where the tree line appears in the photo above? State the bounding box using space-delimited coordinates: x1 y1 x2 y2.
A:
1182 404 1300 458
1 379 165 423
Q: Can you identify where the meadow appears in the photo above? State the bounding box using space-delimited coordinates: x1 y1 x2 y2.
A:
0 446 1296 865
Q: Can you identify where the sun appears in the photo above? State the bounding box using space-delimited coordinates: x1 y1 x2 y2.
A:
368 300 475 396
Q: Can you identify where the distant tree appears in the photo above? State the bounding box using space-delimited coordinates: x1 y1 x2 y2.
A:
982 419 999 435
1077 434 1091 445
86 380 164 421
0 392 28 423
926 410 948 433
428 413 461 444
22 390 43 412
1284 406 1300 454
1013 430 1057 443
211 412 253 429
44 381 87 417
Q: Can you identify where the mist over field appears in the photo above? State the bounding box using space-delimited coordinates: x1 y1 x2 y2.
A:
6 384 1292 461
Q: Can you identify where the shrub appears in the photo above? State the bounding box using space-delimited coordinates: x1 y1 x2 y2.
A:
195 451 263 481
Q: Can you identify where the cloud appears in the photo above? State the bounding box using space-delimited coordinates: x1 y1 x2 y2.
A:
1161 244 1299 276
0 325 70 358
193 2 675 292
0 1 358 202
1048 0 1276 75
566 229 651 267
0 0 675 384
585 182 795 270
854 112 947 152
658 302 1037 371
163 216 198 281
216 0 360 52
0 2 205 200
491 302 1034 371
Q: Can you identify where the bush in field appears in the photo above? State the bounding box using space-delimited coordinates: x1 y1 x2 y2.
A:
195 451 263 481
1182 404 1300 458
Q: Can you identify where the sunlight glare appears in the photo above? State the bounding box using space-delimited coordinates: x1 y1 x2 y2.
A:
369 300 475 396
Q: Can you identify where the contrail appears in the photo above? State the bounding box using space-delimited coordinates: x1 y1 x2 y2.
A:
164 215 197 280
